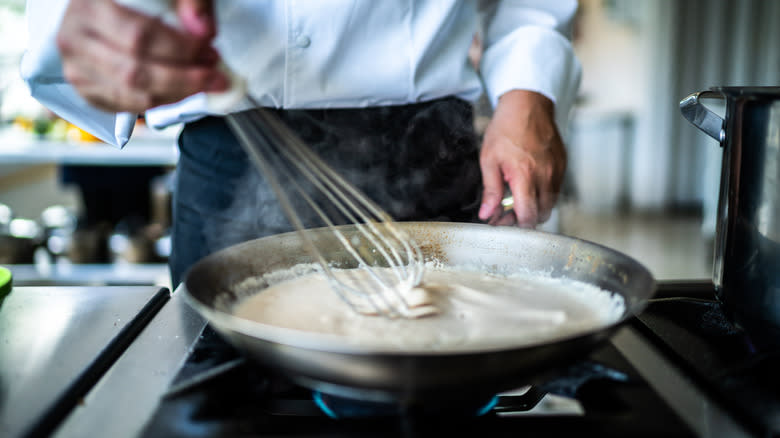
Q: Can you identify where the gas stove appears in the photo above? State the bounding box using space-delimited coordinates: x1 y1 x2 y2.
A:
136 324 692 437
4 281 778 437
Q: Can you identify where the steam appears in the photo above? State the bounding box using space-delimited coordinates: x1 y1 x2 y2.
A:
204 98 482 253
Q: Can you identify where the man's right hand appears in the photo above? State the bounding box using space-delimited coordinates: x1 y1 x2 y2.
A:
56 0 228 113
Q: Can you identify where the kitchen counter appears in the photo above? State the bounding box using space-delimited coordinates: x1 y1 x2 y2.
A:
54 284 206 438
0 285 171 437
0 127 180 166
7 263 171 289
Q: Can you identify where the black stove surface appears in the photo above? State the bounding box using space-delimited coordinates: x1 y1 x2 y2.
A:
635 281 780 437
139 280 780 437
141 324 694 437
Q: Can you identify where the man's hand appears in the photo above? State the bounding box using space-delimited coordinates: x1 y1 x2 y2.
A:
478 90 567 228
56 0 227 113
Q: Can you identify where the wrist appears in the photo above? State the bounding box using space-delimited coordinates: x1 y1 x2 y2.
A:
496 89 555 117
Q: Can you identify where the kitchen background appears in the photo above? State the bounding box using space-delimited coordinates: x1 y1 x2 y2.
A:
1 0 779 288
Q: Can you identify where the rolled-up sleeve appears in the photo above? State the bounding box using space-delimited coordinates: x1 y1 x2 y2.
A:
478 0 582 127
19 0 136 147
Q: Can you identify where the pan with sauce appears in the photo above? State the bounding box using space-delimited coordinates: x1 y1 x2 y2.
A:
232 265 625 352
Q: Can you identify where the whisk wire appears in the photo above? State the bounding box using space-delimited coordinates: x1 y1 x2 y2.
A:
227 111 373 314
225 104 427 318
257 111 423 315
237 110 408 283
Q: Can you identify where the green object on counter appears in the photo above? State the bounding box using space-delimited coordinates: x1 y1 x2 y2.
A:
0 266 11 308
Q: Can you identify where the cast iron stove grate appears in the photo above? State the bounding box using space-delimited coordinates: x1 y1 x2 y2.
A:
140 325 694 437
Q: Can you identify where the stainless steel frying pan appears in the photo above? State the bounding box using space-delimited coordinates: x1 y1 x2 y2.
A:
181 222 655 404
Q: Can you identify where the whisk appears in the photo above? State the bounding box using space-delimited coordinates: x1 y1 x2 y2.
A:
118 0 433 318
225 103 435 319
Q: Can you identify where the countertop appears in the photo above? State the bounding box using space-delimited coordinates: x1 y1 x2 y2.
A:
0 285 170 437
0 126 180 166
7 263 172 290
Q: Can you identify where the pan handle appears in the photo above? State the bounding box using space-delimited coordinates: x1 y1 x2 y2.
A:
680 91 726 144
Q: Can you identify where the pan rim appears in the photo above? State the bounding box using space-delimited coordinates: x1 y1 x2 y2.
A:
181 221 656 356
181 286 642 355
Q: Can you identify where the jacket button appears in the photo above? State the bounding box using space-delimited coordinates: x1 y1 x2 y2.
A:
295 35 311 48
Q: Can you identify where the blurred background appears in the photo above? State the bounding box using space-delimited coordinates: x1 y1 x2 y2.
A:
1 0 778 286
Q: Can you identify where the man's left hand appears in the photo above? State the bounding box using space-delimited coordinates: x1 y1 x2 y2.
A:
478 90 567 228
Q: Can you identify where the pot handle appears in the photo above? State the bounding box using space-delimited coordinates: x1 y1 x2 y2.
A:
680 91 726 143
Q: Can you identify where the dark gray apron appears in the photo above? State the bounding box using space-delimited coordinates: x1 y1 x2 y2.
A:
170 97 482 286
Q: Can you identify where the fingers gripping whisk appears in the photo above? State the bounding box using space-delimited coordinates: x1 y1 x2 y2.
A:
226 105 434 318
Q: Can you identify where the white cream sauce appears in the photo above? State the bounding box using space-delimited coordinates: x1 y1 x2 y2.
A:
231 266 625 351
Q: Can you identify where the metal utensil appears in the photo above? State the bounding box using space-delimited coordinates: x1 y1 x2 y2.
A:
681 87 780 348
225 105 430 318
117 0 429 318
181 221 657 403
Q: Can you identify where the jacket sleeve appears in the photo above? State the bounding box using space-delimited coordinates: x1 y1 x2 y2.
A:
478 0 582 128
19 0 137 147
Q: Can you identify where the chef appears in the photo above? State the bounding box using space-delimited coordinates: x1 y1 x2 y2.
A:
21 0 581 287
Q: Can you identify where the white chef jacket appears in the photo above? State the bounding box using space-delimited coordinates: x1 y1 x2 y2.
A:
20 0 581 147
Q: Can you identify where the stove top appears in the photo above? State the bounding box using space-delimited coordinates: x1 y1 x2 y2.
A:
139 281 778 438
632 282 780 437
139 324 694 437
34 280 780 438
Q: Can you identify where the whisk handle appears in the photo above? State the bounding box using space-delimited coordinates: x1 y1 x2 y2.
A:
114 0 247 113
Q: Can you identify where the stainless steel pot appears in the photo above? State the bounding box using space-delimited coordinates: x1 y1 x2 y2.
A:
681 87 780 348
181 222 655 404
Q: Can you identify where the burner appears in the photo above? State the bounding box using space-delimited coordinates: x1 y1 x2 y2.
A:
536 360 629 397
141 324 696 437
312 391 499 419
